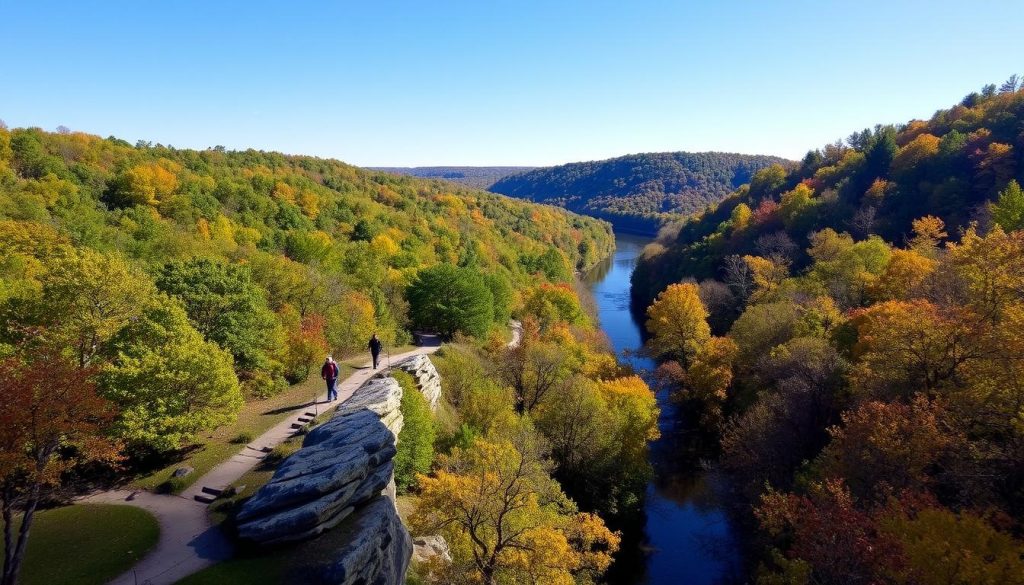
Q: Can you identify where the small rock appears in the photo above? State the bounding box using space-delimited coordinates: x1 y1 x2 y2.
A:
171 466 194 478
412 535 452 564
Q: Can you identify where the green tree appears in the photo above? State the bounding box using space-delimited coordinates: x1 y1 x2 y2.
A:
392 370 435 492
101 295 243 451
990 180 1024 231
155 258 281 372
407 263 494 339
39 248 154 367
483 272 513 324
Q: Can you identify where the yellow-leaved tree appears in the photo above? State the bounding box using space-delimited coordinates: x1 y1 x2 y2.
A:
645 282 710 363
326 290 376 355
410 429 620 585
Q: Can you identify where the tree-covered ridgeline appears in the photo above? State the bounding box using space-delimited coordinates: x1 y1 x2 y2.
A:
638 79 1024 584
0 123 642 585
0 124 613 456
490 151 791 234
370 166 536 190
633 79 1024 309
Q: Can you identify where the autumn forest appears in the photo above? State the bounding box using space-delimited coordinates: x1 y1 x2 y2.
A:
2 12 1024 584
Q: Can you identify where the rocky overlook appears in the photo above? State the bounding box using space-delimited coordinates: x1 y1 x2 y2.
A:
235 357 443 584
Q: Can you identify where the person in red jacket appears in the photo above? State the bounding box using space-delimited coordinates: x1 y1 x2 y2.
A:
321 356 339 401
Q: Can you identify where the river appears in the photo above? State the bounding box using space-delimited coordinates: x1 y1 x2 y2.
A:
582 233 743 585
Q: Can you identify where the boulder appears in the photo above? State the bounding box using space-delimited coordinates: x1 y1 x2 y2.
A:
237 374 405 546
171 466 194 478
412 535 452 564
392 354 442 411
287 496 412 585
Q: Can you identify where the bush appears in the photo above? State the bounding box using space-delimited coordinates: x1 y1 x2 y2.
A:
157 476 190 494
231 431 255 444
242 370 288 399
392 371 436 492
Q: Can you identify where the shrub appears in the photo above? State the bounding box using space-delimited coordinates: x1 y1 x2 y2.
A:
230 431 255 444
242 370 288 399
157 476 190 494
392 371 436 492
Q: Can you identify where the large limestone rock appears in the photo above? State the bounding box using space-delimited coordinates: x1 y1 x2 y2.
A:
236 376 406 548
287 496 412 585
392 354 442 411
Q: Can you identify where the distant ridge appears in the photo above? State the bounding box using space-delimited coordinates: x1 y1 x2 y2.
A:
488 151 792 235
370 166 536 190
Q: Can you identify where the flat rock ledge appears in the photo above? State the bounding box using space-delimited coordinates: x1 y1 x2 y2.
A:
237 375 411 584
392 354 442 411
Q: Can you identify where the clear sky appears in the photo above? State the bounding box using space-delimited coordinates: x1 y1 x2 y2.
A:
1 1 1020 166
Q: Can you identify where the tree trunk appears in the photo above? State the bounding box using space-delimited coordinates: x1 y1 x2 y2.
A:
3 483 40 585
2 489 15 585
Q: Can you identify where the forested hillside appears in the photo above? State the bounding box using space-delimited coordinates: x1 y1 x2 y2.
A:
490 152 790 235
636 80 1024 583
0 126 657 585
0 124 613 456
371 166 535 189
633 81 1024 308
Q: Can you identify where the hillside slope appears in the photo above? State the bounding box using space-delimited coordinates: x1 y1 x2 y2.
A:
633 85 1024 308
489 151 791 234
0 125 613 449
631 80 1024 585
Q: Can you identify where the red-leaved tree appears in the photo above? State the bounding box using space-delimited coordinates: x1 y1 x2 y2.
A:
0 344 120 585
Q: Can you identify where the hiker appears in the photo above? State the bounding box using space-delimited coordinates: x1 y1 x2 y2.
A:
321 356 339 401
369 333 383 370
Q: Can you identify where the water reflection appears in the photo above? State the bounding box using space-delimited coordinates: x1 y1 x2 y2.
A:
584 233 742 585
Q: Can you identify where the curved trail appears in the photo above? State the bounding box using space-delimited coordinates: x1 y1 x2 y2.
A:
81 343 441 585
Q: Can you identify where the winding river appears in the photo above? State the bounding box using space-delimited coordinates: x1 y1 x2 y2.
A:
582 233 743 584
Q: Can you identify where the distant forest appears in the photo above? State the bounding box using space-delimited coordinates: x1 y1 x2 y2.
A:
489 152 791 235
371 166 535 190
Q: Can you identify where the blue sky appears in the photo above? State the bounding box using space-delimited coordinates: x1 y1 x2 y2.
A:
1 1 1020 166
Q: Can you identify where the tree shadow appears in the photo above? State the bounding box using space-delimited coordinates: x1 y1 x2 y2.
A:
262 401 317 416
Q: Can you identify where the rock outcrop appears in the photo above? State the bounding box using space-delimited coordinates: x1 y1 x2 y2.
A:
289 497 412 585
236 375 411 584
392 354 442 411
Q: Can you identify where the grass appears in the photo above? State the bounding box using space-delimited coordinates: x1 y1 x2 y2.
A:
173 554 286 585
2 504 159 585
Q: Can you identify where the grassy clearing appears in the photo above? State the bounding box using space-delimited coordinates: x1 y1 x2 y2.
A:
2 505 159 585
132 363 352 492
173 554 286 585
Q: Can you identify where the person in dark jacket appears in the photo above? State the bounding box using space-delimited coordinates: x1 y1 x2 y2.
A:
369 333 383 370
321 356 339 401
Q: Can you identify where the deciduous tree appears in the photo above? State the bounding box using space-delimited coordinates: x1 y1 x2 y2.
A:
645 282 710 363
0 345 120 585
410 431 619 585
